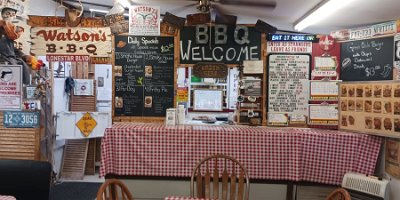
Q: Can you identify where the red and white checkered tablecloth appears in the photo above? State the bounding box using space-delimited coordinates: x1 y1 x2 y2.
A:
100 123 382 185
164 196 214 200
0 195 16 200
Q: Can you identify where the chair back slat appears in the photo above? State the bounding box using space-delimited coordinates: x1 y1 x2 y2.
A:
213 158 219 199
205 161 211 199
190 154 250 200
229 165 237 200
237 169 245 200
196 168 203 197
222 161 229 200
96 179 134 200
326 188 351 200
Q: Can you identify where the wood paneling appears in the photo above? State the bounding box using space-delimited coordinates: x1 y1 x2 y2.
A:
0 112 40 160
60 139 89 180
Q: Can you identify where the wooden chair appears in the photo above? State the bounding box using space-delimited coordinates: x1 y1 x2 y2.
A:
96 179 134 200
190 154 250 200
326 188 352 200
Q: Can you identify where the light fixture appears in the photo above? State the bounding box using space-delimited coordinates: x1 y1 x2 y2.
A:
294 0 357 31
90 8 129 17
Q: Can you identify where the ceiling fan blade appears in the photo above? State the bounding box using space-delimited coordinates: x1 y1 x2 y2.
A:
168 2 198 14
212 4 237 25
212 4 228 15
217 0 276 8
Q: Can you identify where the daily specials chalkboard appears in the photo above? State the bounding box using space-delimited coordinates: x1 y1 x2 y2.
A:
180 26 261 64
340 36 394 81
114 35 174 117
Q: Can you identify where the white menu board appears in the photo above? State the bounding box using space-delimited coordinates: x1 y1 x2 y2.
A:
268 54 310 118
308 104 339 125
310 80 340 101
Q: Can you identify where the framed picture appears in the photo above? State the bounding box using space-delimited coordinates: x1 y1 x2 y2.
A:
193 90 223 111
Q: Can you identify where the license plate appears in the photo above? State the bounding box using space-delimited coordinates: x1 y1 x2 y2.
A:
3 111 40 128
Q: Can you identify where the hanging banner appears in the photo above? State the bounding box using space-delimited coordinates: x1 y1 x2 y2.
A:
349 21 396 40
129 6 160 36
267 41 312 53
331 21 396 41
31 27 112 56
0 65 22 110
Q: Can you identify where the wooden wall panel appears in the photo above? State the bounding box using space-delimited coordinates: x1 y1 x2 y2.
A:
70 82 97 112
0 112 40 160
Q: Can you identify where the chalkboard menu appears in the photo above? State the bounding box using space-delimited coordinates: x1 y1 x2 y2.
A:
340 37 394 81
114 35 174 117
180 26 261 64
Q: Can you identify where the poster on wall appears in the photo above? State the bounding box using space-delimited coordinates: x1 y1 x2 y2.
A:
0 65 22 110
339 81 400 137
268 54 310 124
385 138 400 179
129 6 160 36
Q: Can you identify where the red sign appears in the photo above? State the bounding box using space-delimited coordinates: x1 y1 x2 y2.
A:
319 35 335 52
46 55 90 62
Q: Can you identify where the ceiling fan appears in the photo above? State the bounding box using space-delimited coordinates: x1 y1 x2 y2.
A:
176 0 277 14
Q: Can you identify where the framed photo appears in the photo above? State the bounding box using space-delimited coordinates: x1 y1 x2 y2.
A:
193 90 223 111
25 86 36 99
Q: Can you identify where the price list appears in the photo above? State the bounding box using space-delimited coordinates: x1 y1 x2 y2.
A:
268 54 310 116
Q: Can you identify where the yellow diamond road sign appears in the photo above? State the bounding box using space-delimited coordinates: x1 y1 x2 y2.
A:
76 113 97 137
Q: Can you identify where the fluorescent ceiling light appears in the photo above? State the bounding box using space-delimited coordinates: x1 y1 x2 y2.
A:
89 8 129 17
294 0 357 31
118 0 131 8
